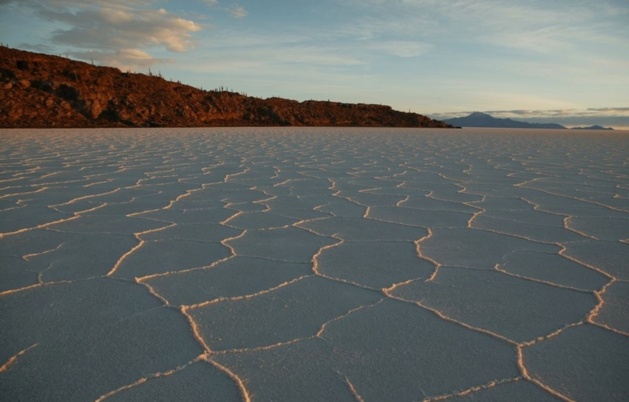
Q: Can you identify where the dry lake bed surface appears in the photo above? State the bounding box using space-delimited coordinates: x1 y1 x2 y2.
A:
1 127 628 401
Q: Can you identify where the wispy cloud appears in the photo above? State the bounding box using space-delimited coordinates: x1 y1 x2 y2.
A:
371 41 433 58
45 7 201 52
229 6 247 19
4 0 202 69
491 108 629 118
186 39 365 74
342 0 629 53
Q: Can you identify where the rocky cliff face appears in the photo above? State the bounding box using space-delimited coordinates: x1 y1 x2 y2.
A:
0 46 453 129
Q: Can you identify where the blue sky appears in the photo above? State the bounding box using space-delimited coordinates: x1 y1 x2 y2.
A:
1 0 628 128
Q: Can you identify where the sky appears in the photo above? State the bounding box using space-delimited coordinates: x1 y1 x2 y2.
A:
1 0 628 128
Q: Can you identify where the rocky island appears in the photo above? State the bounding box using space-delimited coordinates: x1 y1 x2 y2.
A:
0 46 452 129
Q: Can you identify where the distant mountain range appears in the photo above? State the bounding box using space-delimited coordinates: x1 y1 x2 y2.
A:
444 112 613 130
570 125 614 131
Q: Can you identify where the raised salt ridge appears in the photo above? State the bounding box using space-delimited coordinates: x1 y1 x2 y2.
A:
1 127 627 401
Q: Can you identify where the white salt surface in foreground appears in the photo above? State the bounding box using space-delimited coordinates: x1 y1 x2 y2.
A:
1 127 628 401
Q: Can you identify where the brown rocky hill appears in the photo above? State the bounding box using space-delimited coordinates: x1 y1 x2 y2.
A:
0 46 452 129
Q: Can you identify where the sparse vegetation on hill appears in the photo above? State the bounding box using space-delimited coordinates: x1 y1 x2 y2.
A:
0 46 453 129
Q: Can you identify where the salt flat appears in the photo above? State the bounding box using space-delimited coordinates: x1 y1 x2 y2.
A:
1 127 628 401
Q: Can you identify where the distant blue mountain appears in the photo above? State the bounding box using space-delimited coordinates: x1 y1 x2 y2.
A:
571 125 614 130
444 112 566 129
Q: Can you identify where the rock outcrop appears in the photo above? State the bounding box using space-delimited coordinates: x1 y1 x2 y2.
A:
0 46 452 129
